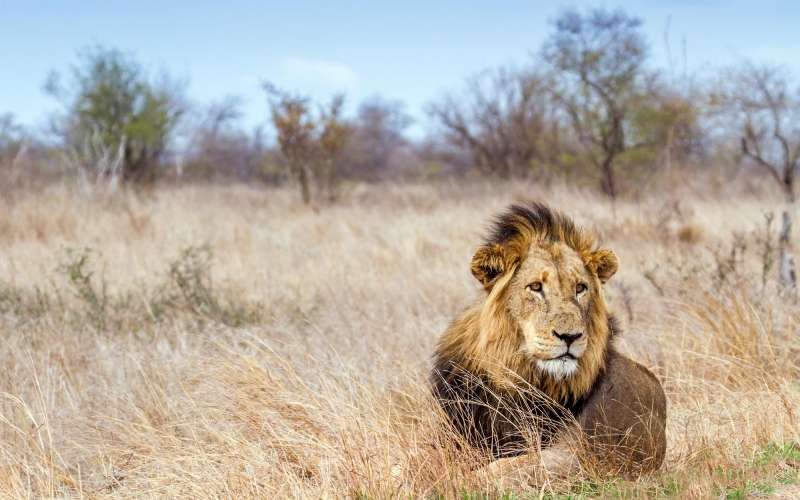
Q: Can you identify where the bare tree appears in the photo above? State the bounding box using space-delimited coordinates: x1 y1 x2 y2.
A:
205 96 244 137
541 7 649 198
711 62 800 202
348 96 412 180
710 62 800 292
264 83 315 204
317 94 353 201
428 67 559 177
185 96 265 181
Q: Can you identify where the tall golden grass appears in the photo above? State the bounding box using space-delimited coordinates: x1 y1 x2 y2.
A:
0 181 798 498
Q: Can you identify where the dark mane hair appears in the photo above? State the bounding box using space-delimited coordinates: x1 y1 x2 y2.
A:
432 201 618 458
481 202 598 271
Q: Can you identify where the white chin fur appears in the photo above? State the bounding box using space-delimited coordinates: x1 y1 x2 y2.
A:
537 357 579 381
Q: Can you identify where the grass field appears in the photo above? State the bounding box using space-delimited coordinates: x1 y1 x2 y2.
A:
0 181 798 498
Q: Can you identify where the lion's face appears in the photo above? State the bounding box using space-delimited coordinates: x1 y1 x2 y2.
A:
435 202 623 406
471 231 619 385
507 242 594 381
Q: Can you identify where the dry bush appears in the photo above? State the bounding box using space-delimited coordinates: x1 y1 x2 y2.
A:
0 182 798 498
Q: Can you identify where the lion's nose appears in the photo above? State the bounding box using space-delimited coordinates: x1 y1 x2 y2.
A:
553 330 583 347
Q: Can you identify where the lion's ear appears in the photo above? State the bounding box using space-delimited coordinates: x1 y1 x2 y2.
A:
589 249 619 284
471 244 507 290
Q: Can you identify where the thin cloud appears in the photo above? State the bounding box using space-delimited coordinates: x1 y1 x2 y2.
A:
280 57 359 88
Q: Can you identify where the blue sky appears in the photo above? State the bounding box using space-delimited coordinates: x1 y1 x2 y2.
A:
2 0 800 137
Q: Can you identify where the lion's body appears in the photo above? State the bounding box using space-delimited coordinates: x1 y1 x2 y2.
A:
431 202 667 474
576 349 667 470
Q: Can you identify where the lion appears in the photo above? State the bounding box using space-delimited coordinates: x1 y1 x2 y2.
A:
431 202 666 481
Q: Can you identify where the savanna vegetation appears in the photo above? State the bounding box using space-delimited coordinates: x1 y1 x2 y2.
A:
0 183 798 498
1 5 799 499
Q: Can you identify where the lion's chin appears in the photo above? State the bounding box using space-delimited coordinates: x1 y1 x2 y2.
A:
536 355 579 381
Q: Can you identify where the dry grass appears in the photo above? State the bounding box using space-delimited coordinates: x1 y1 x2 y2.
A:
0 181 798 498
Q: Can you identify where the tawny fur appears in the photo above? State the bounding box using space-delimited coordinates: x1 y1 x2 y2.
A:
431 202 666 472
435 202 613 405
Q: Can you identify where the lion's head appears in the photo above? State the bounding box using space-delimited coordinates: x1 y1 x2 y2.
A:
436 202 619 405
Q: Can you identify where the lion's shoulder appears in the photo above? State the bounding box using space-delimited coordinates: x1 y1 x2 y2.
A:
575 349 667 471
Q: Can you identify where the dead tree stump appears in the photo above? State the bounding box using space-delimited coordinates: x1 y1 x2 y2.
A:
779 211 797 293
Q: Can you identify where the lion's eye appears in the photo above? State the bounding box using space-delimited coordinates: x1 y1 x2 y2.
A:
576 284 587 294
526 282 543 293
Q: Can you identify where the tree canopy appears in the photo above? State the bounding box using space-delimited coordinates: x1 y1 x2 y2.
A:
46 46 185 185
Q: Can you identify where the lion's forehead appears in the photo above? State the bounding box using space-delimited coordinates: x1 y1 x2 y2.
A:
515 242 590 290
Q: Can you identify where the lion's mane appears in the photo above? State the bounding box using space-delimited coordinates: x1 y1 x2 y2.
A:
431 202 620 457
